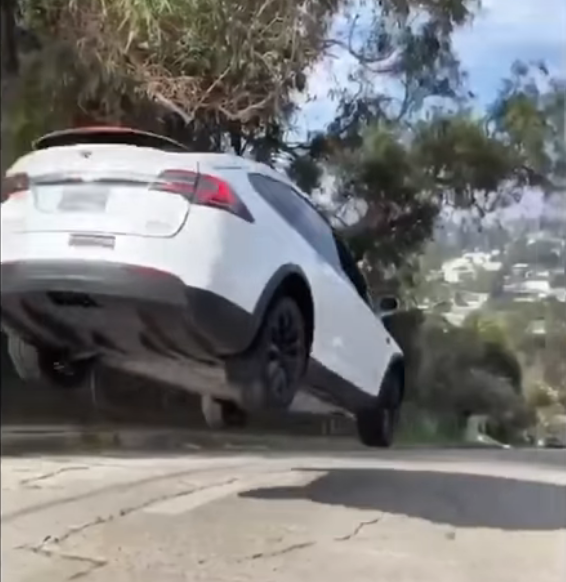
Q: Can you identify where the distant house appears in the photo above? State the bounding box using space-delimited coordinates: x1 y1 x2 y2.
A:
441 254 501 283
502 266 565 301
544 415 566 447
442 258 476 283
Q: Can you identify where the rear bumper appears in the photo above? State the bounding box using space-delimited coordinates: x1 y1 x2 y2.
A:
0 260 256 357
1 260 188 306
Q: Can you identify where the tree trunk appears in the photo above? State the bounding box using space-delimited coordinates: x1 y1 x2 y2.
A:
1 0 19 75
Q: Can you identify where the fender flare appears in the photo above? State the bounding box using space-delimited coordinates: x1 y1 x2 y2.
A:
248 263 312 342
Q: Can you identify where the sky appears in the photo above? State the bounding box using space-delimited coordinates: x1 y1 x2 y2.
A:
450 0 565 220
295 0 565 220
296 0 565 134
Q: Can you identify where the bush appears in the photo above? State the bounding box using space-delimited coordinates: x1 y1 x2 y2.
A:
385 311 533 443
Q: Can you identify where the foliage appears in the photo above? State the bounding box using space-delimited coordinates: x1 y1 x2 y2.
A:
2 0 563 440
382 310 532 442
463 311 510 349
489 61 566 194
459 297 566 436
525 381 561 410
327 76 563 288
2 0 477 158
15 0 337 151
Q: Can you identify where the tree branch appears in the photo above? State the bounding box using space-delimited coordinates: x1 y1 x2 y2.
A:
154 92 193 124
323 12 402 74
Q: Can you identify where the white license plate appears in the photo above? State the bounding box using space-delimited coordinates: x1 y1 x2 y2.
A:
58 187 110 213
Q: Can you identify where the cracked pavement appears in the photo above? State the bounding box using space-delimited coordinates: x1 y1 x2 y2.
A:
2 448 566 581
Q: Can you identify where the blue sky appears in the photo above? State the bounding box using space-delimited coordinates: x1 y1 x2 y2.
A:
295 0 565 135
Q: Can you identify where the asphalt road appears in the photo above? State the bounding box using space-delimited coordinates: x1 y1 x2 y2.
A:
2 448 565 582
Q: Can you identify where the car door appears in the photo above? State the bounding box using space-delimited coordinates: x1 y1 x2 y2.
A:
331 235 394 396
290 203 384 395
248 173 380 396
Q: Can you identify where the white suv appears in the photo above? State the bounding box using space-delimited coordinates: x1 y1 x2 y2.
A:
0 127 405 447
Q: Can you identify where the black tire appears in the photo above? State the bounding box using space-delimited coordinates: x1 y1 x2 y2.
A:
7 334 91 390
225 296 308 413
201 396 248 430
356 370 403 448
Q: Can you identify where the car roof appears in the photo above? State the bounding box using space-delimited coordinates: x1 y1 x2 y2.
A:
195 153 301 188
31 126 318 207
33 128 288 181
199 153 331 225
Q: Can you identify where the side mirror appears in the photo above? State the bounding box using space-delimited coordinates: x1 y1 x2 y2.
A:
377 296 400 314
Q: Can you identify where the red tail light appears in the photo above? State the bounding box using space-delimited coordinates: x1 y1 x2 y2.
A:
151 170 254 222
2 173 30 202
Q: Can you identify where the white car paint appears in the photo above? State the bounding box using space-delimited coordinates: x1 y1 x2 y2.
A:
1 134 402 411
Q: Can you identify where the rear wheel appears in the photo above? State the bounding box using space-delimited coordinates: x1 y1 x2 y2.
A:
201 396 248 430
226 296 308 413
7 334 91 390
356 370 403 448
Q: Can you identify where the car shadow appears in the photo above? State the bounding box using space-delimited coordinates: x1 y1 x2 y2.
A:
240 467 566 531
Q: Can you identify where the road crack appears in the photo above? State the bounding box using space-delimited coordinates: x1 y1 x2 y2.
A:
37 477 242 547
20 466 89 488
18 476 241 579
334 516 382 542
240 515 383 562
24 544 107 580
245 541 317 561
4 459 268 523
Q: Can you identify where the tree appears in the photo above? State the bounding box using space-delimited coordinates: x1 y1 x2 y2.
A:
4 1 563 292
489 61 566 194
1 0 19 76
3 0 476 159
460 298 566 437
462 312 522 391
15 0 344 153
407 313 533 441
321 64 564 293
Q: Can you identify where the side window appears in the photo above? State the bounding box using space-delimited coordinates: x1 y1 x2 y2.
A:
249 173 303 225
332 234 371 305
294 195 341 269
249 173 341 269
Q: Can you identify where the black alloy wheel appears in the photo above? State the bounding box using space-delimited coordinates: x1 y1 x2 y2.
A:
261 297 306 408
227 296 308 413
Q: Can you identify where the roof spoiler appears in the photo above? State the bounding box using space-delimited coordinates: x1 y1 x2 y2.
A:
33 126 189 153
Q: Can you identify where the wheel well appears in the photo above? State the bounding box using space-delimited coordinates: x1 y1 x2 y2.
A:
274 273 314 353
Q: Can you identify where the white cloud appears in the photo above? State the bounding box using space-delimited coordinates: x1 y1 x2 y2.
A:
454 0 565 70
478 0 564 45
